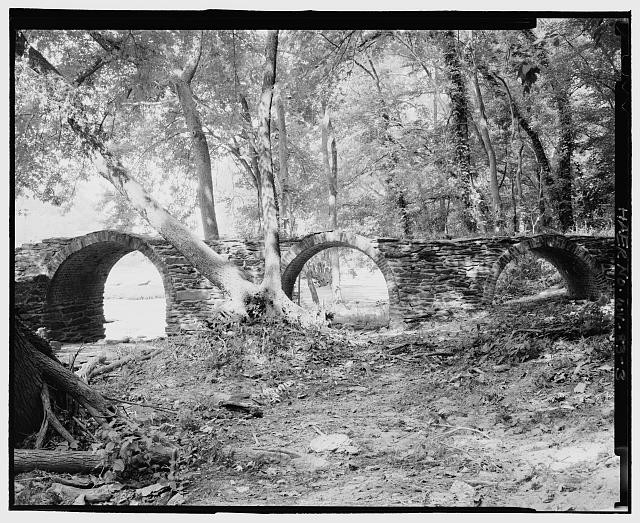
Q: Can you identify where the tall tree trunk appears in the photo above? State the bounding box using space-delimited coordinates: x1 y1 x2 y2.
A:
172 33 219 240
256 30 282 295
239 93 264 232
514 142 525 233
471 68 503 233
275 89 292 237
321 102 343 303
441 30 477 233
513 103 553 229
553 87 575 232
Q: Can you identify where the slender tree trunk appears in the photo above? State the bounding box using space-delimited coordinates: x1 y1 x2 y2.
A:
239 93 264 231
441 31 477 233
321 102 343 303
514 142 525 232
275 89 292 237
471 68 503 233
172 34 219 240
173 81 219 240
553 87 574 232
256 30 282 295
305 271 320 305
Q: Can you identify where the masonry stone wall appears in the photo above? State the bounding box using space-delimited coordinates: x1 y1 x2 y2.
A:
14 230 614 341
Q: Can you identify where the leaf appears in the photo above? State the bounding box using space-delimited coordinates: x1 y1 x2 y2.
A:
112 458 125 472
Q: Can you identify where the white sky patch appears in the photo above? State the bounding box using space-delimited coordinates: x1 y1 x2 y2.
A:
15 157 239 246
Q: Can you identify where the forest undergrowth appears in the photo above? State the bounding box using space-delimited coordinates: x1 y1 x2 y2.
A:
13 296 618 510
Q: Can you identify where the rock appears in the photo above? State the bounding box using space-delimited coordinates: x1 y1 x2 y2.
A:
310 433 351 453
291 455 330 472
136 483 170 497
601 405 615 418
426 491 457 506
573 382 587 394
167 493 185 506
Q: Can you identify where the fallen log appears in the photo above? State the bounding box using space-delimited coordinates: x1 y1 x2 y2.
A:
13 445 175 474
13 450 107 474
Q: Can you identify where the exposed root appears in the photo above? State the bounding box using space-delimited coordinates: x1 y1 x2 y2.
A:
36 383 78 448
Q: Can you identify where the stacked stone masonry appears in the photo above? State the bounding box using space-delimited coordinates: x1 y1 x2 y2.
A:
14 230 614 342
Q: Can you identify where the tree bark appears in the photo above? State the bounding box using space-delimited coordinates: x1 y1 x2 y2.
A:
13 447 173 474
552 87 574 231
238 93 264 230
441 30 477 233
321 102 343 303
471 68 503 233
305 271 320 305
173 35 219 240
274 89 292 237
255 30 284 299
12 317 115 444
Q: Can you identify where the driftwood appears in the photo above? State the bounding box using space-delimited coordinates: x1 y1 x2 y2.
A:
13 445 175 474
48 482 122 504
76 355 106 382
88 347 164 379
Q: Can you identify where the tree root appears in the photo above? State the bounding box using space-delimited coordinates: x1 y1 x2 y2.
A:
35 383 78 449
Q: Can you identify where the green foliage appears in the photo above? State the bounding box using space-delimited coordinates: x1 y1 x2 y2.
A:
15 23 620 238
494 254 563 302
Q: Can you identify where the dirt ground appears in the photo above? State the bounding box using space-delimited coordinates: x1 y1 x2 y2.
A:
13 297 620 511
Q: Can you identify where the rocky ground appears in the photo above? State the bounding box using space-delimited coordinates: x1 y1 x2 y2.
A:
13 295 621 511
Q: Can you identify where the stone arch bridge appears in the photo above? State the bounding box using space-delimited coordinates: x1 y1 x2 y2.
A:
14 230 614 342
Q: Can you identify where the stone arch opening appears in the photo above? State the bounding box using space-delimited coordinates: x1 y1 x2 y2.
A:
281 231 401 326
44 231 174 342
483 235 607 304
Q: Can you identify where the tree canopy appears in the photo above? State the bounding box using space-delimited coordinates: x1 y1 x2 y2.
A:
15 22 621 241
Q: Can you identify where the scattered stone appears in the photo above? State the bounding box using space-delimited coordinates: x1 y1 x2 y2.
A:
573 382 587 394
167 493 185 506
136 483 170 497
449 480 477 506
493 364 511 372
291 455 330 472
310 433 351 453
601 405 615 418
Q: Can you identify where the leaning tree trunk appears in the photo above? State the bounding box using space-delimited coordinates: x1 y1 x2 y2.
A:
173 35 219 240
